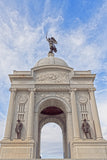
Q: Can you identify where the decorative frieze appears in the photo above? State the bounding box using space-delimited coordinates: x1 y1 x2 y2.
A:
35 71 69 84
35 84 70 92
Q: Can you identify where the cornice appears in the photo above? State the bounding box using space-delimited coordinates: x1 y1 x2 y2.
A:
72 139 107 145
31 65 73 72
9 74 33 82
72 74 96 81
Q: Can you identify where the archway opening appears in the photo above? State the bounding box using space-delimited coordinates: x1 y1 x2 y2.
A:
40 122 63 159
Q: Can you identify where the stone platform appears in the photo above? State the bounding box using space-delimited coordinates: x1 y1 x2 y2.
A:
0 158 107 160
0 139 107 160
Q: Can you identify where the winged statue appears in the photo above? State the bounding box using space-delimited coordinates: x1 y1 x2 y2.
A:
46 36 57 53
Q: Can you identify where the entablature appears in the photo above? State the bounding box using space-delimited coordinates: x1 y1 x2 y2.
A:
10 84 95 92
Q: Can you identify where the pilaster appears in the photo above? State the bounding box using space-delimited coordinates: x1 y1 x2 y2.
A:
4 88 16 140
89 88 103 140
27 88 35 140
70 88 80 140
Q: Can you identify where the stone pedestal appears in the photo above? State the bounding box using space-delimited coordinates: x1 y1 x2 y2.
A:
0 139 34 159
72 139 107 159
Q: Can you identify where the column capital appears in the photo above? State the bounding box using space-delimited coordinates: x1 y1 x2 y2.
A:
70 88 77 92
88 88 96 92
28 88 36 92
9 88 17 92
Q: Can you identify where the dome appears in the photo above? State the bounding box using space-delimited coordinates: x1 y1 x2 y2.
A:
34 53 68 67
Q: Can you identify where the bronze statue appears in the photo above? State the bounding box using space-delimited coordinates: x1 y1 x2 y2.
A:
15 119 23 139
46 36 57 53
82 119 92 139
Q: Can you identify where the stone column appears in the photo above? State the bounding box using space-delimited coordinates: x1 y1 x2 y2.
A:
66 112 72 158
27 89 35 140
70 89 80 139
4 88 16 140
63 131 67 158
89 89 102 140
34 112 39 158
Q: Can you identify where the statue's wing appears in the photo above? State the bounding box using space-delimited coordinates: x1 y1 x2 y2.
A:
51 37 57 44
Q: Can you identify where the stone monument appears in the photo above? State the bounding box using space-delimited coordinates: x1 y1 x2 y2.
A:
0 38 107 159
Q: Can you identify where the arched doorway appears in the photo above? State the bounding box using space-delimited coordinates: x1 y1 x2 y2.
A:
35 97 72 159
40 122 63 158
38 106 67 158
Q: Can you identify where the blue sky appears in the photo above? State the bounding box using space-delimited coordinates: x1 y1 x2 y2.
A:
0 0 107 158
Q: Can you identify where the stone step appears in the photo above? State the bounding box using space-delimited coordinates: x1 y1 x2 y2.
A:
0 158 106 160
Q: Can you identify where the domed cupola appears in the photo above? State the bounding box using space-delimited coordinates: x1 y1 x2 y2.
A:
34 52 68 67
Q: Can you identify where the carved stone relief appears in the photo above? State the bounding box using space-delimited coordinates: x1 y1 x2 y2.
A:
35 70 69 84
78 96 88 120
35 84 70 92
16 92 28 103
35 92 70 107
79 96 88 104
16 92 28 122
56 92 70 104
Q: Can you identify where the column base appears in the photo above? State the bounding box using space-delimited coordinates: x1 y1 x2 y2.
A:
73 137 81 141
96 137 104 141
0 137 10 142
26 138 35 142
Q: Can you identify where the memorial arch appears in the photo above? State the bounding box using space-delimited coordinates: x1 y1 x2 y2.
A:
0 51 107 160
